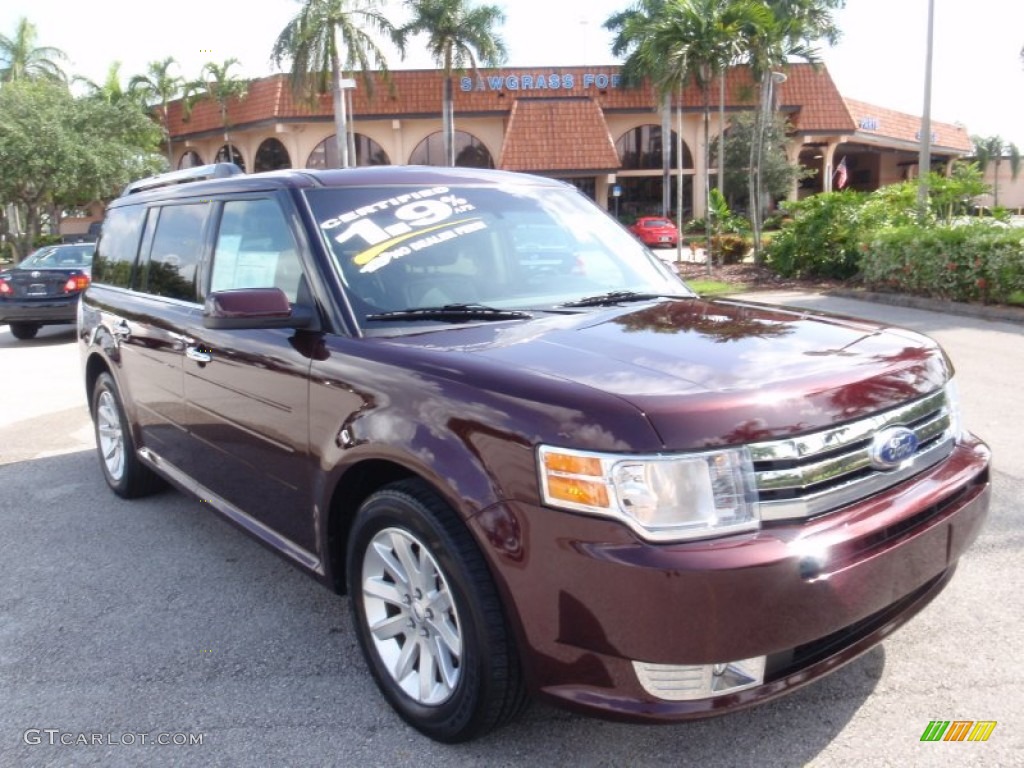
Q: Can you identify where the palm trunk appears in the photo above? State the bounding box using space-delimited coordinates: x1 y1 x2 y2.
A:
702 83 712 275
443 76 455 166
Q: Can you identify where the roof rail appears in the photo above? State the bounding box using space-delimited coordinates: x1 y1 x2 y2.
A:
123 163 244 195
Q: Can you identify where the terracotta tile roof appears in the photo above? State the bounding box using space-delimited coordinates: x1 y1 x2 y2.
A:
167 64 950 155
844 98 972 153
499 97 619 172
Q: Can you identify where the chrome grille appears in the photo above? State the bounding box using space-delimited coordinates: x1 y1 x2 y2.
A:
750 389 955 521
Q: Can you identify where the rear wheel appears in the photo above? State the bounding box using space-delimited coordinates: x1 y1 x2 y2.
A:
8 323 40 340
346 480 526 742
91 372 162 498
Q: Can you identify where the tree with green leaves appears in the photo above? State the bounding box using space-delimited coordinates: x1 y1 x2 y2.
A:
0 17 67 83
273 0 397 169
130 58 186 167
0 79 163 259
400 0 507 167
199 58 250 149
971 134 1021 208
716 111 810 208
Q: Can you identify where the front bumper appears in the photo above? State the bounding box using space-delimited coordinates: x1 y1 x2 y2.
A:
0 296 79 326
471 435 990 721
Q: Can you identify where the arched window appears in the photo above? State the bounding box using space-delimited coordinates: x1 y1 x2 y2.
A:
616 125 692 170
215 144 246 172
254 138 291 172
409 131 494 168
178 150 203 169
305 133 391 168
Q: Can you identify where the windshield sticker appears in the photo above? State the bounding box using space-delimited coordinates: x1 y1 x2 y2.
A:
318 187 486 273
355 218 488 274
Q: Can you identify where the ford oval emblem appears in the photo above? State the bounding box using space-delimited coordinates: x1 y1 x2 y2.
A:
31 270 41 278
870 427 919 470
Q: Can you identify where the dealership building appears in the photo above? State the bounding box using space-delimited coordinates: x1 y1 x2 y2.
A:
155 63 975 221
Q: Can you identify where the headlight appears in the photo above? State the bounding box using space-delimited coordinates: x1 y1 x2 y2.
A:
538 445 760 542
944 378 963 443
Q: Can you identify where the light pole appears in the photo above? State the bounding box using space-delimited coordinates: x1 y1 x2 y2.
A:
917 0 935 220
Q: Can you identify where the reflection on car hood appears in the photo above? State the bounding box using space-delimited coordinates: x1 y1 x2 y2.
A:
391 298 950 449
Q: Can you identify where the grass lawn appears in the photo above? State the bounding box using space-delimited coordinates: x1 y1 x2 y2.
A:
687 279 748 296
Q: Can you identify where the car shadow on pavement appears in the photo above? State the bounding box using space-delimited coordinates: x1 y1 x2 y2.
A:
1 449 882 767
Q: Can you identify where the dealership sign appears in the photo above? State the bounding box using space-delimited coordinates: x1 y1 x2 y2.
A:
461 71 623 93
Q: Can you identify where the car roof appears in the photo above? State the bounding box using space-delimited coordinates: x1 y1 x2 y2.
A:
111 164 570 208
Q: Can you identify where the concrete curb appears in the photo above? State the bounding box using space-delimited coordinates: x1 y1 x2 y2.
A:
821 288 1024 325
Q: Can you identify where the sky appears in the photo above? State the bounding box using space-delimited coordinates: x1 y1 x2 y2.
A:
2 0 1022 148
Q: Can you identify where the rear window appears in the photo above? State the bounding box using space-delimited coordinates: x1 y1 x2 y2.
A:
92 207 146 288
643 219 671 228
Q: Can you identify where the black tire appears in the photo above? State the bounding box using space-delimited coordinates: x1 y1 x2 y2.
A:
9 322 40 340
346 479 527 742
91 372 162 498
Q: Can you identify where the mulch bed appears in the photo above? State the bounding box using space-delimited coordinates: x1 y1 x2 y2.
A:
672 261 847 293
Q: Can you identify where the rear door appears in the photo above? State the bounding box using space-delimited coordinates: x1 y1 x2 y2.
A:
178 194 319 554
90 202 211 470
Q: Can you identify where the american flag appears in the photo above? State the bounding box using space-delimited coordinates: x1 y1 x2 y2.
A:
835 156 848 189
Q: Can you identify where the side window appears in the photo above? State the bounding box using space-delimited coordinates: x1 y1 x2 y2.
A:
140 203 209 302
92 206 147 288
210 199 303 302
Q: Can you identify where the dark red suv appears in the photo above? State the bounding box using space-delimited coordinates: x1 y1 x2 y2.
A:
80 164 990 742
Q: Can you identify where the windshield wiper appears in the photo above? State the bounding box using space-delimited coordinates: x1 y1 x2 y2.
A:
365 303 533 322
560 290 692 308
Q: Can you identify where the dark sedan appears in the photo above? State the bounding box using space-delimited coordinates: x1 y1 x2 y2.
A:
1 243 94 340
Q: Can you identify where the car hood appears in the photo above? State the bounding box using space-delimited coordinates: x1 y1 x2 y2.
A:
387 298 950 449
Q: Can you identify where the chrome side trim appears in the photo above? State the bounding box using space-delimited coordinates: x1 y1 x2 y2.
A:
137 447 322 574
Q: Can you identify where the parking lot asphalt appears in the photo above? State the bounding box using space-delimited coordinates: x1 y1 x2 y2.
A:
1 300 1021 767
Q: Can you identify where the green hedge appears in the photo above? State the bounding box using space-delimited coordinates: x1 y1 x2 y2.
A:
862 224 1024 304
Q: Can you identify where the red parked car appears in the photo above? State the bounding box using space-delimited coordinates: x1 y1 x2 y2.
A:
80 164 990 742
629 216 679 247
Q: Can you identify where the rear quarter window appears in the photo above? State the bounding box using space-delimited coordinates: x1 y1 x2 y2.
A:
92 206 147 288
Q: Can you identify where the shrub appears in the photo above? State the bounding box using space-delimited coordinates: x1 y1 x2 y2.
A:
712 234 750 264
765 190 870 278
862 223 1024 303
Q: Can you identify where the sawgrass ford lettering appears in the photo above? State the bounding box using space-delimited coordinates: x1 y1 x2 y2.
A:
460 71 622 92
80 163 990 742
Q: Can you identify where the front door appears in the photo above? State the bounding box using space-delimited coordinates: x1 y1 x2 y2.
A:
179 196 318 554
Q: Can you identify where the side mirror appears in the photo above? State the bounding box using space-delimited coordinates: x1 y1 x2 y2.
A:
203 287 315 330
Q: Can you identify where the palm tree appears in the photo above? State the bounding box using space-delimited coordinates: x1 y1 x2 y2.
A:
74 62 134 105
608 0 763 270
400 0 507 167
130 57 185 167
200 58 250 150
272 0 397 169
972 135 1021 208
0 17 67 83
745 1 832 263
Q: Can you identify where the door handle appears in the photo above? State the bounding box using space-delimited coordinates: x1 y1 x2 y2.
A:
185 346 213 364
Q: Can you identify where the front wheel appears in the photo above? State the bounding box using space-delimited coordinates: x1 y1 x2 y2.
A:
346 480 526 742
8 322 40 340
91 372 162 498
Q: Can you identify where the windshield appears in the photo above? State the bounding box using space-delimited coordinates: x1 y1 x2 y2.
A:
304 183 692 328
21 244 95 270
